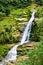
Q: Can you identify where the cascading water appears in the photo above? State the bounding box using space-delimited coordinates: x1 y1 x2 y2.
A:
5 45 19 62
20 10 35 44
0 10 35 65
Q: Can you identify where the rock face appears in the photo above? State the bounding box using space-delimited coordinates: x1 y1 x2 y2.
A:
15 18 28 21
19 22 28 42
17 42 35 56
19 22 28 31
18 42 35 50
0 56 4 61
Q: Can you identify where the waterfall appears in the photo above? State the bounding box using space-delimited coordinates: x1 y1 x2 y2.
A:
0 10 35 65
20 10 35 44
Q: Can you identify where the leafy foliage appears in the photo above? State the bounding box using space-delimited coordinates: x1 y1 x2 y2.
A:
30 21 40 42
0 25 19 44
0 0 43 62
35 0 43 5
15 38 43 65
36 7 43 18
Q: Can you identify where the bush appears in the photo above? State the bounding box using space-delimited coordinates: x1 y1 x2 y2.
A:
36 7 43 18
0 25 19 44
30 21 40 42
30 17 43 42
37 18 43 36
35 0 43 5
0 4 10 16
5 8 10 15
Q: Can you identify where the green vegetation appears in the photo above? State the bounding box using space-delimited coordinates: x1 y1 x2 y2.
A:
35 0 43 5
15 17 43 65
0 25 20 44
0 0 43 65
15 37 43 65
0 44 10 57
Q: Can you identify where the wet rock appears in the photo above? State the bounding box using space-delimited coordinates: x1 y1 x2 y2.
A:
19 22 28 31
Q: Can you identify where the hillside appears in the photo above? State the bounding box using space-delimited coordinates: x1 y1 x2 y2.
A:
0 0 43 65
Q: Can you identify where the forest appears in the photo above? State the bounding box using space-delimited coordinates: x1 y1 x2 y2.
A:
0 0 43 65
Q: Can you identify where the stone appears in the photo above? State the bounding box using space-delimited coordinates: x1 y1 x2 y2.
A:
0 56 4 61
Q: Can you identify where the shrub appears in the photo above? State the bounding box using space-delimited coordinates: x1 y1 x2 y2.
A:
35 0 43 5
5 8 10 15
30 21 40 42
35 7 43 18
0 25 19 44
30 17 43 42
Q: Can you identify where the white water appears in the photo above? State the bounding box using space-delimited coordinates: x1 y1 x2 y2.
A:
0 10 35 65
20 10 35 45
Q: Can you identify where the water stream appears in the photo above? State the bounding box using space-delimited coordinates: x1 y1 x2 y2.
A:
0 10 35 65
